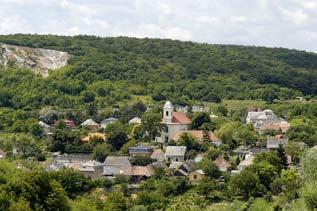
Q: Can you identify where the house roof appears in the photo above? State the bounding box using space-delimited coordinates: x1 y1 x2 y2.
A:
81 119 99 126
0 149 6 156
103 166 122 176
151 149 165 161
238 155 254 167
39 121 50 128
259 122 280 131
169 162 184 169
81 133 106 143
172 112 191 124
129 117 142 124
191 169 205 175
120 166 154 177
129 145 152 151
279 121 290 133
171 130 221 143
101 118 118 124
267 135 288 149
165 146 187 157
213 157 231 169
104 156 131 166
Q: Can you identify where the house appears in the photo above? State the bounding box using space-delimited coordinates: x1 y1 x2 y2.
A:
100 118 118 129
175 105 189 113
168 162 188 177
159 101 191 143
81 133 106 143
189 170 206 182
247 109 290 134
81 119 100 131
129 145 154 157
192 105 206 113
246 109 278 125
151 149 165 162
165 146 187 162
38 121 52 135
55 119 75 128
79 161 104 179
119 165 154 182
168 160 196 177
129 117 142 124
237 154 254 171
279 121 291 133
213 157 231 172
234 146 250 157
0 149 6 159
103 156 131 177
171 130 222 146
256 122 281 134
267 134 288 150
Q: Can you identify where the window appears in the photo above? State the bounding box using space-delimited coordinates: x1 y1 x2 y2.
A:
175 158 179 162
194 175 197 180
166 111 169 116
166 127 169 133
165 137 169 143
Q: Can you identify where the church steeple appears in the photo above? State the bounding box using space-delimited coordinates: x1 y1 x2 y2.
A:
163 101 173 123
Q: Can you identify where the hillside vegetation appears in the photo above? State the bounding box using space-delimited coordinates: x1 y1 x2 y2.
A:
0 34 316 113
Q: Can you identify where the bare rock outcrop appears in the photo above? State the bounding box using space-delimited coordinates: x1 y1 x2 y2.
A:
0 44 69 77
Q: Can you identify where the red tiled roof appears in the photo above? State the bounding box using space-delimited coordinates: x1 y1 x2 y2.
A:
172 112 191 124
213 157 231 168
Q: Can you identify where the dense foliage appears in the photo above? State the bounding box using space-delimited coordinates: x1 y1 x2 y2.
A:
0 34 316 114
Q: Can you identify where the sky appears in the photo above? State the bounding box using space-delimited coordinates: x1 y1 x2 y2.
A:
0 0 317 52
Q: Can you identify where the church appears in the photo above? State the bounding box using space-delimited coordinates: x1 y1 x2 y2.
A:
159 101 192 143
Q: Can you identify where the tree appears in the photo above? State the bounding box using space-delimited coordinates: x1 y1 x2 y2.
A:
93 143 110 162
272 169 301 200
301 148 317 182
285 141 305 164
104 192 128 211
105 122 129 150
191 112 211 129
130 155 154 166
229 169 263 199
301 182 317 210
249 161 279 191
178 133 198 151
141 112 164 141
277 144 288 169
199 158 221 179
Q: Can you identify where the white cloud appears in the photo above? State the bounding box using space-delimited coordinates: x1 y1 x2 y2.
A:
279 8 308 25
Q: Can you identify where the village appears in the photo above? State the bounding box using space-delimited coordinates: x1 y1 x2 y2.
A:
5 100 295 186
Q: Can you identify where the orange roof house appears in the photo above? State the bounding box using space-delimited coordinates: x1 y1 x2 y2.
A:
213 157 231 172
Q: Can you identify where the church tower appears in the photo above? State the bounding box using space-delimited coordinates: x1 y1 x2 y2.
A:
163 101 173 123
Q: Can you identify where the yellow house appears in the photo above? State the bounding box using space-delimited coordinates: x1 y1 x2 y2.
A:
81 133 106 143
189 169 206 182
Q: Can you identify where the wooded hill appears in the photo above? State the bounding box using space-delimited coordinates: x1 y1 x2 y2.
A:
0 34 316 110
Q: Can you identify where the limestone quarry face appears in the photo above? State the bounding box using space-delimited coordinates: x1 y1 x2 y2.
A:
0 44 69 77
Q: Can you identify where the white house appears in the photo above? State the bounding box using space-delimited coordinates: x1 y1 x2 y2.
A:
165 146 187 162
246 109 278 125
159 101 191 143
237 154 254 171
100 117 118 129
129 117 142 124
